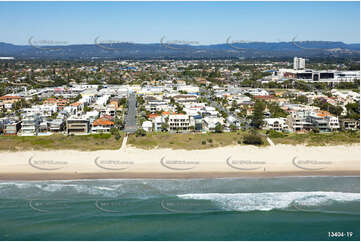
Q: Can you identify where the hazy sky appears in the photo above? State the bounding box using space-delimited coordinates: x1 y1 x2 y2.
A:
0 1 359 45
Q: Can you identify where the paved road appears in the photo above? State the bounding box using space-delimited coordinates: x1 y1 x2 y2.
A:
124 92 137 133
201 87 242 123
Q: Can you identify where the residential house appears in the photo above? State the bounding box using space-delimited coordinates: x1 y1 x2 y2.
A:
4 120 21 135
340 119 359 130
226 115 241 128
263 118 289 132
49 119 65 132
306 113 331 132
66 116 90 134
142 121 153 132
190 115 203 131
20 114 42 136
287 112 313 133
92 117 115 133
153 116 165 132
168 114 190 132
203 116 224 132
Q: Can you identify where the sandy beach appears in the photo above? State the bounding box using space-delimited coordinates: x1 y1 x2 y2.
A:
0 144 359 180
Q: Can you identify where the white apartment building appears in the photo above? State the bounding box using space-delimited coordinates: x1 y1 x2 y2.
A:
328 116 340 131
287 112 313 133
294 57 305 70
20 114 42 136
168 114 190 131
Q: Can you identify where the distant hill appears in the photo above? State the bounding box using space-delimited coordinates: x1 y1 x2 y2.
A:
0 41 359 60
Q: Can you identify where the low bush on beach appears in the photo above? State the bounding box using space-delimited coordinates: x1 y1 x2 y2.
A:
271 130 360 146
127 131 250 150
91 133 112 139
0 130 358 151
135 129 146 137
0 133 124 151
267 130 287 138
243 134 264 145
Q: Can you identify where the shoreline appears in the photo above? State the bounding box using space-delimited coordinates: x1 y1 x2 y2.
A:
0 171 359 181
0 144 359 181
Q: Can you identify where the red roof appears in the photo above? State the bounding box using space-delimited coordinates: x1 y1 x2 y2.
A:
93 118 115 126
0 95 21 100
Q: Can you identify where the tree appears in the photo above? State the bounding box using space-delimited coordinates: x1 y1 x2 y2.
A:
293 95 308 104
267 102 288 118
312 98 343 117
83 105 93 113
110 127 118 136
215 123 223 133
114 132 121 141
114 118 123 129
135 129 146 137
229 124 237 132
170 97 176 105
251 101 265 129
345 102 360 120
176 104 184 113
32 94 40 104
161 122 169 132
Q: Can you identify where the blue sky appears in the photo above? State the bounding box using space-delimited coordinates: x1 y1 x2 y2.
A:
0 1 359 45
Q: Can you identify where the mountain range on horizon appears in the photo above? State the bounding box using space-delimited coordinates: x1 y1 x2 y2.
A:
0 40 359 60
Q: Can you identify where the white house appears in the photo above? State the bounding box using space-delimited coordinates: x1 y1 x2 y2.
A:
153 116 165 132
203 116 224 132
263 118 289 132
142 121 153 132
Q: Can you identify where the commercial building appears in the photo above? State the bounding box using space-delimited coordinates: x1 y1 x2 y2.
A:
294 57 305 70
275 69 360 83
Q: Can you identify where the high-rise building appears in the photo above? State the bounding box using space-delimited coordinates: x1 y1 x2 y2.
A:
293 57 305 70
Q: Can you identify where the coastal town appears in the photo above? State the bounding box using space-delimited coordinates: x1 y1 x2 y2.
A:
0 57 359 148
0 1 360 241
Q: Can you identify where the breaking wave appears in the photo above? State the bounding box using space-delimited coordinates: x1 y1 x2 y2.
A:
177 192 360 212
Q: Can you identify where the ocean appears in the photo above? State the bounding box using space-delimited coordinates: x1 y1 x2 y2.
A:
0 176 359 241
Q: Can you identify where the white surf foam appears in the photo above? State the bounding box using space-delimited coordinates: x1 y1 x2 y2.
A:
177 192 360 211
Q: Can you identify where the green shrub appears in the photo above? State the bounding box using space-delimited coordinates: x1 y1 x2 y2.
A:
135 129 146 137
243 134 263 145
267 130 286 138
115 132 121 141
311 127 320 134
92 133 111 139
201 140 206 145
110 127 118 135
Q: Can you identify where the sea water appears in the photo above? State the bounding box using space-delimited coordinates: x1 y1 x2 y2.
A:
0 176 359 240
